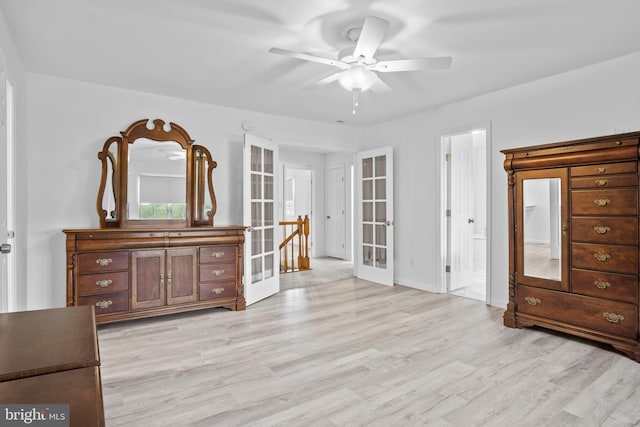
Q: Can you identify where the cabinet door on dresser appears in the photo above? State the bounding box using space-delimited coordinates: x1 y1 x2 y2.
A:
131 250 166 309
166 247 198 305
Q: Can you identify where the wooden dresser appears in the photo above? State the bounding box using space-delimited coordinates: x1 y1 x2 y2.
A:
64 227 245 324
503 131 640 361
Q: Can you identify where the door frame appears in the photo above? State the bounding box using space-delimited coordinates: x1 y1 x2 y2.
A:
437 122 492 302
282 165 315 257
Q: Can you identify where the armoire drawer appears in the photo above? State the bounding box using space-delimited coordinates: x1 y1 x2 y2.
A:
571 217 638 245
78 271 129 296
78 292 129 314
571 174 638 189
77 251 129 273
571 188 638 215
516 285 637 338
571 162 637 177
199 246 236 264
572 243 638 274
571 269 638 304
199 263 236 283
199 281 236 301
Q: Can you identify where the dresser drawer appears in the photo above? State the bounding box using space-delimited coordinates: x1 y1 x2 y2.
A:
199 246 236 264
199 263 236 283
571 188 638 215
78 292 129 314
199 281 236 301
572 243 637 274
571 162 637 177
517 285 637 338
572 174 638 189
571 217 638 245
78 251 129 273
572 269 638 304
78 271 129 296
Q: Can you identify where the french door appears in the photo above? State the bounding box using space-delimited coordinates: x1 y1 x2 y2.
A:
356 147 394 286
243 134 279 305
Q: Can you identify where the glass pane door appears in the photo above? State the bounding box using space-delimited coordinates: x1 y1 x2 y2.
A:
244 134 279 305
357 147 393 286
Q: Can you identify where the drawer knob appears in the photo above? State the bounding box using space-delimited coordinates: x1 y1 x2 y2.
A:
95 300 113 309
593 199 610 207
594 280 611 289
95 279 113 288
212 251 225 258
595 167 608 174
213 269 225 277
212 287 225 295
525 296 541 306
594 179 608 186
594 253 611 262
593 226 611 234
95 258 113 266
603 312 624 323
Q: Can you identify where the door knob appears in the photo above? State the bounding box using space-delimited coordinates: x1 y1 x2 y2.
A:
326 215 331 219
468 218 475 224
1 243 11 254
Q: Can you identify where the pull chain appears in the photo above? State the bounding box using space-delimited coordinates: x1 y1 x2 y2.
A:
352 90 360 114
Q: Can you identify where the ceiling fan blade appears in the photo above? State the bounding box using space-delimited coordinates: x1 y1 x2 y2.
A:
269 47 350 70
306 72 344 90
353 16 390 59
372 57 453 72
370 74 392 94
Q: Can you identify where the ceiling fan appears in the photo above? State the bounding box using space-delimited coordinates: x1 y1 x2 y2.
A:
269 16 452 114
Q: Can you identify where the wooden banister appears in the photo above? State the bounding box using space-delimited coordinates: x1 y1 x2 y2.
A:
279 215 310 273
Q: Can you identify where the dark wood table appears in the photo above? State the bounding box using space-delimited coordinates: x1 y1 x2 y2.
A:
0 306 104 426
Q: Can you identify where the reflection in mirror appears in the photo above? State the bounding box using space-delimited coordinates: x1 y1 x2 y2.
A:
194 148 213 221
127 138 186 220
523 178 561 281
101 141 118 220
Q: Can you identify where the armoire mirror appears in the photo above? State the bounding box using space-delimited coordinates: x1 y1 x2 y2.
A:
515 168 569 290
96 119 217 228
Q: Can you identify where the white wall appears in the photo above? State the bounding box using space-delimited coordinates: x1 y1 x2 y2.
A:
0 8 28 310
25 74 361 309
364 51 640 308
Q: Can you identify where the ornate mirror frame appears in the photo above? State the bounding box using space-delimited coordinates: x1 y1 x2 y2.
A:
96 118 217 228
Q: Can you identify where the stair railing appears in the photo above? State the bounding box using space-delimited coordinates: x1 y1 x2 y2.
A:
279 215 310 273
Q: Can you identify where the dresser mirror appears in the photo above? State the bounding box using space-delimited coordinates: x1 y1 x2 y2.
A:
515 168 568 290
97 119 217 228
522 177 562 281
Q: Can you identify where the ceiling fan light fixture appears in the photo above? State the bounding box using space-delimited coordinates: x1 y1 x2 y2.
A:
338 67 376 92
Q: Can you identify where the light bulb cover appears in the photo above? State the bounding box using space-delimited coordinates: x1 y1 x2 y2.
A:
338 67 377 92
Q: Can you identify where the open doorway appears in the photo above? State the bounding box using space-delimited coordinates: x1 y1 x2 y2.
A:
441 126 490 302
283 166 313 257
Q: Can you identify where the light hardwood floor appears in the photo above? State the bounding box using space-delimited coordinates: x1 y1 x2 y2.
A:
99 278 640 426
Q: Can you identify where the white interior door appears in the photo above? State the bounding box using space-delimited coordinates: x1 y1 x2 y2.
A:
356 147 393 286
243 134 279 305
0 70 15 312
326 165 346 259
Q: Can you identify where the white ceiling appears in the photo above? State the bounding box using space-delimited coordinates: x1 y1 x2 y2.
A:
2 0 640 126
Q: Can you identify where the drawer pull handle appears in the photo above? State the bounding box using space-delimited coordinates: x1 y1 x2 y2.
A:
213 269 225 277
96 258 113 266
594 280 611 289
525 296 541 306
212 287 225 295
95 300 113 309
593 199 610 207
96 279 113 288
595 167 608 174
594 253 611 262
603 312 624 323
593 226 611 234
212 251 225 258
594 179 608 186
